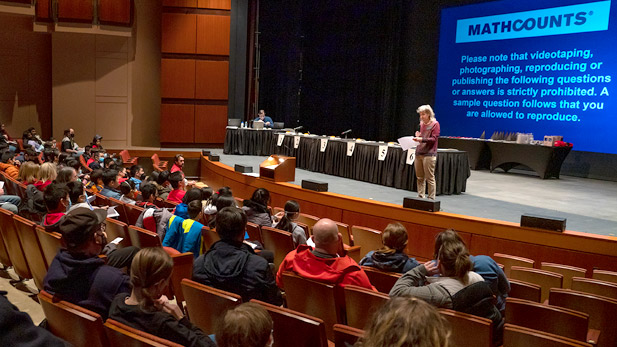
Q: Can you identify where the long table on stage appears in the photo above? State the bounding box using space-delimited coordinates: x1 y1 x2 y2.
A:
438 137 572 179
224 128 470 195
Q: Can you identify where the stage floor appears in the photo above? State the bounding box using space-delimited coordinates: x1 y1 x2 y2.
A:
203 148 617 237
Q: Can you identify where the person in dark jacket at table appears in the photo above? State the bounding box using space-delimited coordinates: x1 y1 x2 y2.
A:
192 206 283 306
359 222 420 273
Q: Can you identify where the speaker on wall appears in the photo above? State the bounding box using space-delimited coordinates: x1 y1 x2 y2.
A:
520 214 566 232
403 197 440 212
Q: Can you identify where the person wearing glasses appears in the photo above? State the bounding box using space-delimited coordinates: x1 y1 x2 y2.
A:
43 208 138 319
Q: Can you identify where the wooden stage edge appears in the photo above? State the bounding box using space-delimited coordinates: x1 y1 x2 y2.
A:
200 156 617 273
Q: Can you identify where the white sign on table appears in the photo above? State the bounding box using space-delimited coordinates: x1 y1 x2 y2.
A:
277 134 285 146
294 136 301 149
406 150 415 165
320 138 328 152
346 142 355 156
378 145 388 161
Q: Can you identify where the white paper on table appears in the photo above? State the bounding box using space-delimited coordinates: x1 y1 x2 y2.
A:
243 172 260 177
320 138 328 152
107 206 119 218
378 145 388 161
406 150 415 165
346 142 355 156
398 136 418 151
294 136 301 149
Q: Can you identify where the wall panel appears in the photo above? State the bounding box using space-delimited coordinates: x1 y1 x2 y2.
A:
99 0 132 26
197 0 231 10
163 0 197 7
194 105 227 143
160 103 195 143
161 58 196 99
57 0 93 22
196 15 230 55
161 13 196 54
195 60 228 100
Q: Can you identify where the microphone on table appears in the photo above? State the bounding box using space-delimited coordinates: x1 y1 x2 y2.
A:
294 125 304 131
341 129 352 138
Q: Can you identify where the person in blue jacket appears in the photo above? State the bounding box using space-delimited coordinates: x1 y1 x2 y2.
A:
360 222 420 273
163 200 204 258
253 109 273 128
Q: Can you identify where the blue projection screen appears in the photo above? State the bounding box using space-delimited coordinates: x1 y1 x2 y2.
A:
435 0 616 154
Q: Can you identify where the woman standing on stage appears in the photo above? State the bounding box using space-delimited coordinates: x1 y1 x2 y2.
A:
413 105 440 200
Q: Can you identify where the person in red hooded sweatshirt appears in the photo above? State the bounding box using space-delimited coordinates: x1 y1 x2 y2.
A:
42 182 70 229
276 218 375 290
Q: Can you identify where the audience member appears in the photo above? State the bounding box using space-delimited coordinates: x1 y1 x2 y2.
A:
193 207 283 305
0 186 21 213
163 201 204 257
200 187 213 203
43 148 59 164
42 182 69 228
434 229 510 312
85 169 104 193
119 180 137 205
82 145 92 163
0 123 18 153
55 167 78 184
129 165 145 190
24 130 44 152
116 165 128 183
170 154 185 176
108 247 215 347
60 128 82 155
91 134 103 150
35 162 57 191
0 152 19 179
207 195 236 229
276 218 374 290
215 302 273 347
18 161 40 185
137 183 158 209
88 150 104 170
274 200 306 246
204 186 232 215
174 188 202 219
66 181 92 211
359 222 420 273
100 169 122 200
355 297 451 347
155 170 172 200
242 188 273 227
43 208 132 319
167 171 186 203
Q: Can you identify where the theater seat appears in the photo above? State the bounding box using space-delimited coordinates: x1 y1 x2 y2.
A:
105 218 132 248
592 269 617 284
350 226 382 256
181 278 241 334
36 226 63 268
510 266 562 303
251 299 330 347
0 209 32 281
296 213 319 235
509 279 542 303
540 262 587 289
439 309 493 347
493 253 534 277
260 226 294 271
571 277 617 299
128 225 162 248
344 284 389 329
104 318 182 347
13 215 48 290
246 222 264 245
118 150 139 167
151 153 168 172
169 252 193 310
124 203 145 226
361 266 402 294
201 226 220 251
503 324 592 347
333 324 364 347
38 290 108 347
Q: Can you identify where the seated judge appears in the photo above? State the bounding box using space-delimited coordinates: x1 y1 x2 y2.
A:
253 110 273 128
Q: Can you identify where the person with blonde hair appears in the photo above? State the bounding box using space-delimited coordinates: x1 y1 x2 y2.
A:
109 247 215 347
356 296 451 347
35 162 57 191
359 222 420 273
412 104 440 200
215 302 274 347
18 161 40 185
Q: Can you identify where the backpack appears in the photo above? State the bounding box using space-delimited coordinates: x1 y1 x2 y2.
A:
21 184 46 215
451 281 504 346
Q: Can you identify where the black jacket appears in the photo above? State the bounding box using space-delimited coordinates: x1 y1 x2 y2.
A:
192 240 283 305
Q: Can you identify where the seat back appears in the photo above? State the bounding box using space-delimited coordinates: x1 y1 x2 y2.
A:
79 154 92 173
105 218 132 248
104 318 183 347
439 309 493 347
571 277 617 299
510 266 562 302
509 279 542 303
36 226 64 267
333 221 352 246
0 209 31 280
351 226 382 256
281 271 343 340
124 203 145 226
13 215 48 290
503 324 592 347
296 221 310 240
107 197 130 225
361 266 401 294
505 297 589 342
261 226 294 271
333 324 364 347
169 252 193 306
38 290 108 347
128 225 162 248
181 278 242 334
550 288 617 347
0 221 12 267
151 154 168 171
251 299 330 347
296 213 319 234
93 193 110 207
541 262 587 289
245 222 264 245
344 284 389 329
493 253 534 277
592 269 617 284
201 226 220 251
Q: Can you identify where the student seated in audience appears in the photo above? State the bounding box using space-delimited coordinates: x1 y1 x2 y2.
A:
100 169 122 200
137 183 158 209
356 296 451 347
43 208 134 319
42 182 69 228
215 302 273 347
273 200 307 246
204 186 232 215
242 188 273 227
0 123 18 153
91 134 103 150
0 184 21 213
0 152 19 179
119 180 137 205
86 169 104 193
18 160 40 185
163 201 205 257
43 148 59 164
88 150 105 170
115 164 128 183
174 188 202 219
207 195 237 229
170 154 185 176
155 170 172 200
200 186 213 203
24 129 44 152
61 128 82 156
66 181 92 212
434 229 510 313
108 247 215 347
359 222 420 273
166 171 186 203
82 145 92 163
129 165 145 190
55 167 78 184
35 162 57 192
193 207 283 305
277 218 375 290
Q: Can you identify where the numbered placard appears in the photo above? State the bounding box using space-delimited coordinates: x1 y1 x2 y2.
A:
378 145 388 161
320 138 328 152
294 136 301 149
346 142 355 156
406 150 415 165
277 134 285 146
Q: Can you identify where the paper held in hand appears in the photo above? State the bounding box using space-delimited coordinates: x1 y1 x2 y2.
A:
398 136 418 151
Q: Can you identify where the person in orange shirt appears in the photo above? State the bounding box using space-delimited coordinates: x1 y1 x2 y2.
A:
0 152 19 179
